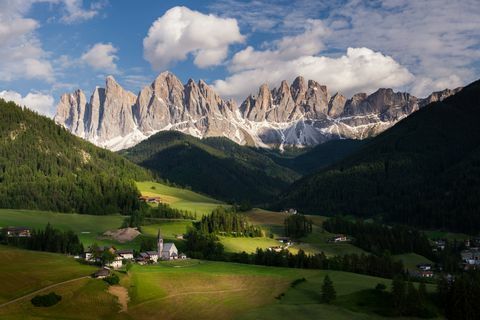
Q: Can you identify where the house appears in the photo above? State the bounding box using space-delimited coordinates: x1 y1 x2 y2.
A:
417 263 432 271
275 237 291 245
328 234 349 243
461 247 480 269
136 252 150 265
3 226 31 237
433 239 446 251
285 208 297 215
179 253 187 260
116 249 134 260
268 246 283 253
419 270 434 278
157 230 179 260
93 267 110 279
146 251 159 263
108 256 123 269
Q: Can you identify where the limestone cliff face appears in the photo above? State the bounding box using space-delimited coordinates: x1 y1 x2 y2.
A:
55 72 461 151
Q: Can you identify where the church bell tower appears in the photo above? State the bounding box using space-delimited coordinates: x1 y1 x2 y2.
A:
157 229 163 259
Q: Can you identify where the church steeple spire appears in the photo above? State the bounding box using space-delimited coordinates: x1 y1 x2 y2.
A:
157 229 163 259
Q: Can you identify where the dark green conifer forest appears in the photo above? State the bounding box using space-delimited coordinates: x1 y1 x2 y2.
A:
0 99 151 215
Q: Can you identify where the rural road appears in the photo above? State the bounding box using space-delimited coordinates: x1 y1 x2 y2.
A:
0 276 90 308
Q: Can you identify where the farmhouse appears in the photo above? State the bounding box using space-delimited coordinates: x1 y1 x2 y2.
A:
328 234 349 243
461 247 480 270
93 267 110 279
139 196 162 204
117 249 134 260
2 226 31 237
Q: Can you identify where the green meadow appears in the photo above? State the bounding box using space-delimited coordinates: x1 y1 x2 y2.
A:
0 245 95 304
136 181 226 216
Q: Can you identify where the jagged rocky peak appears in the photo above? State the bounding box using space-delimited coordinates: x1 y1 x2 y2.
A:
328 93 347 117
420 87 463 107
291 76 307 104
55 71 462 151
54 89 88 134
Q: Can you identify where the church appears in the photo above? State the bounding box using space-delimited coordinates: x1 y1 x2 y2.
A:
157 230 178 260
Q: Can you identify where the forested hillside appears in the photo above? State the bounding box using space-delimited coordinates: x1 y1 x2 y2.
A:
120 131 299 204
0 99 151 214
278 79 480 234
261 139 365 175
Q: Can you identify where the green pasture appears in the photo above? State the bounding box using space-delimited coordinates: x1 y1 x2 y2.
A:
136 181 226 216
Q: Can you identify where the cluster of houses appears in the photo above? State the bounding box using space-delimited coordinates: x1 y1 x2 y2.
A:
87 230 186 271
138 196 162 204
0 226 31 238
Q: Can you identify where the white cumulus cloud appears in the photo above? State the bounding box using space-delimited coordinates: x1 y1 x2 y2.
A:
143 6 245 70
214 20 413 101
81 42 119 73
0 90 55 117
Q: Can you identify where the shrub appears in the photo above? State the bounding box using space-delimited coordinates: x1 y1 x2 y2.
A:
104 273 120 285
375 283 387 291
31 292 62 307
291 277 307 288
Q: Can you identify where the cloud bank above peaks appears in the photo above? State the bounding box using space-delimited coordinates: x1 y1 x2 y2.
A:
213 19 413 101
143 6 245 70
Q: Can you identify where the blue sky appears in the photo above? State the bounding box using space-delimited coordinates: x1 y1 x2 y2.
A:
0 0 479 116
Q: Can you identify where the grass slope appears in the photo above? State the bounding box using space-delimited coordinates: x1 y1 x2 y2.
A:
121 131 299 204
0 245 95 304
279 79 480 234
0 247 438 320
137 181 225 216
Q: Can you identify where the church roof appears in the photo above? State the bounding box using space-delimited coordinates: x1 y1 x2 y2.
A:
162 243 176 252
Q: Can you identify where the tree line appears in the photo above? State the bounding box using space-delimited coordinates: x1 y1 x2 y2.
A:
284 214 313 238
323 217 433 258
0 223 84 255
194 207 263 237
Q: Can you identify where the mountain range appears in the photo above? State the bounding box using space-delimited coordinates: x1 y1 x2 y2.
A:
54 72 460 151
278 79 480 234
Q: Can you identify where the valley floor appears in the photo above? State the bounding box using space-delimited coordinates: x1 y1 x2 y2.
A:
0 246 442 320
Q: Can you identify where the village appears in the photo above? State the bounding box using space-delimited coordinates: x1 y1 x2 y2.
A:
88 230 188 278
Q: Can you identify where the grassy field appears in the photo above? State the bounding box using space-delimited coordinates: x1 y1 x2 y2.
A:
125 260 399 320
244 209 364 257
0 247 440 320
0 209 190 251
0 209 134 249
393 253 433 271
137 181 226 216
424 230 470 241
0 245 96 304
220 236 280 253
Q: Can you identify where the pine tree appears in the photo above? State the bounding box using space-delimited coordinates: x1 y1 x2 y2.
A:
391 276 406 315
321 275 336 303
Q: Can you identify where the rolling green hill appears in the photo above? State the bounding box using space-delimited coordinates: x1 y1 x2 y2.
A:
278 79 480 234
120 131 299 204
0 99 152 215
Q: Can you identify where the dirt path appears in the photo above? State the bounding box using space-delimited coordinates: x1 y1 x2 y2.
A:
0 276 89 309
108 285 129 313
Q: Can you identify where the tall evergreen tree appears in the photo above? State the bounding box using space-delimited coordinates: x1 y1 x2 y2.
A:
321 275 336 303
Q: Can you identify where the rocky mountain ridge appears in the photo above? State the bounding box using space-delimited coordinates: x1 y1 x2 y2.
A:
55 72 461 151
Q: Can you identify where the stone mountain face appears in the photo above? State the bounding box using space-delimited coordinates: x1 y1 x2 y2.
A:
55 72 461 151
